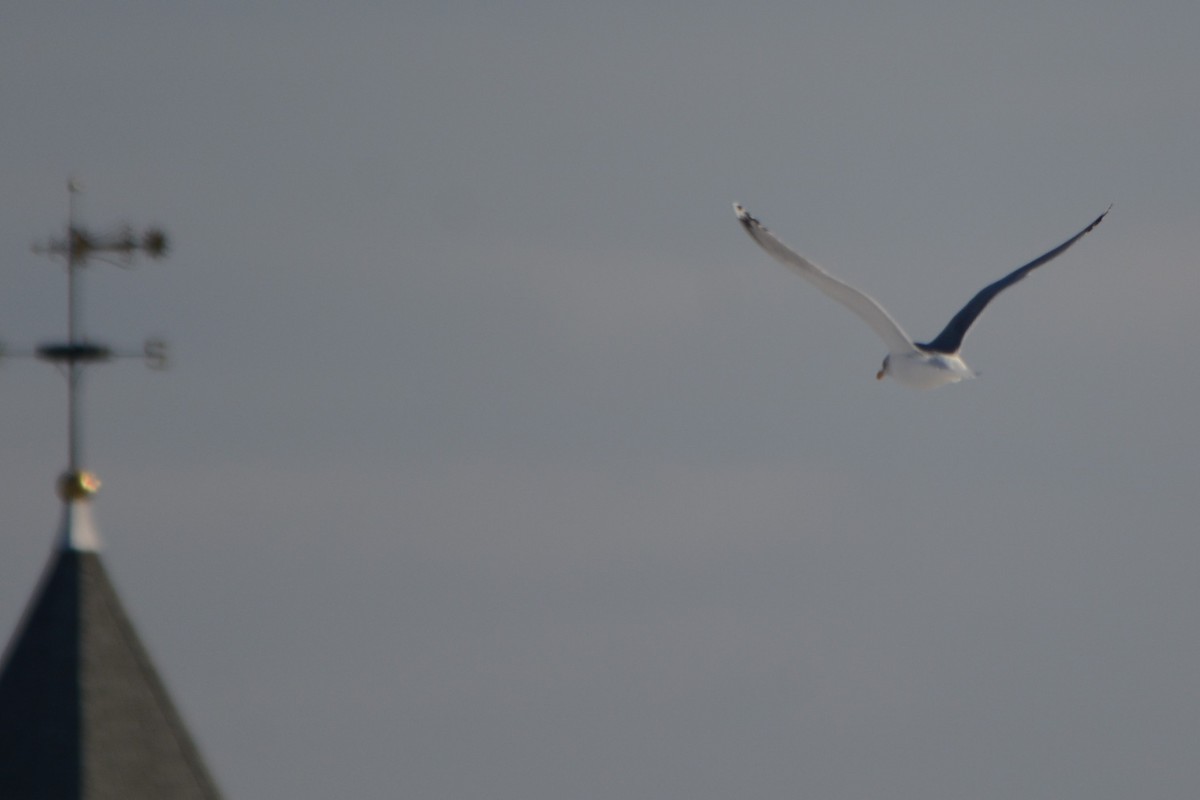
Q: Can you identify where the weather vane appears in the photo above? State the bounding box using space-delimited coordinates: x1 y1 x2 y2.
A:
9 180 170 501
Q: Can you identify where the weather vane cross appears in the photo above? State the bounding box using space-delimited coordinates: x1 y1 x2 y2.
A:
11 180 170 501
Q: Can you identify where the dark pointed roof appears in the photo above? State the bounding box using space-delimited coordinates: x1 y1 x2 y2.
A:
0 501 223 799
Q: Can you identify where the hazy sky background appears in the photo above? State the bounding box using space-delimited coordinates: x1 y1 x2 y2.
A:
2 2 1199 798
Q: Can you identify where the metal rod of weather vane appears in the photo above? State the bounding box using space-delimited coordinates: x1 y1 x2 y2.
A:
67 181 82 473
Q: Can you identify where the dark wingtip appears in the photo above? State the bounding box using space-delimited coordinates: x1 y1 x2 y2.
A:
1088 204 1113 232
733 202 759 233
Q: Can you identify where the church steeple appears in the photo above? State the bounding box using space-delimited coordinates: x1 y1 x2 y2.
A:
0 183 223 798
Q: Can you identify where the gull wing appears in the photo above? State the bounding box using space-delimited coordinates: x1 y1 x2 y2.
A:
735 204 914 354
919 206 1110 354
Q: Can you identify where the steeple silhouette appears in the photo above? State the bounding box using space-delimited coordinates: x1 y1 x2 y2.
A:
0 183 222 798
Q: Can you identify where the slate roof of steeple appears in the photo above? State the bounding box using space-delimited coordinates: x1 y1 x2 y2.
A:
0 500 223 799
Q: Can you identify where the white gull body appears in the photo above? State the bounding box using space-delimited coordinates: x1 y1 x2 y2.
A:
734 203 1108 389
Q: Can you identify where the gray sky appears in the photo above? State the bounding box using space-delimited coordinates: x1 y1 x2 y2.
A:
2 2 1199 797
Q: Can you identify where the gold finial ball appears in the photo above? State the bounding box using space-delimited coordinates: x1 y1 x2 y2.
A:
58 470 101 501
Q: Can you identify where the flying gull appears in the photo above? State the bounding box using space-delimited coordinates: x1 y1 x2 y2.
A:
734 203 1109 389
